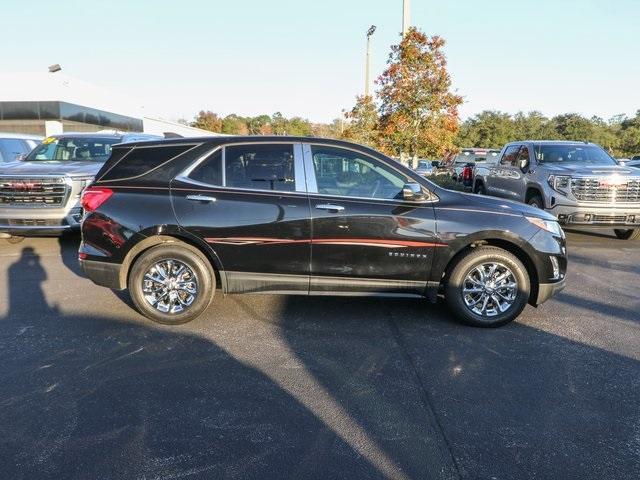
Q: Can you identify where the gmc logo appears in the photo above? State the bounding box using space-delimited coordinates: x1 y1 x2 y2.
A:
10 182 36 191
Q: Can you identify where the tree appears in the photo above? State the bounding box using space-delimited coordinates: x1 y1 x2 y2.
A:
221 114 249 135
191 111 222 133
247 115 272 135
342 95 379 148
377 28 463 164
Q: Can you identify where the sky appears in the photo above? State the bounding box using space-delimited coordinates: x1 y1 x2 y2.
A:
3 0 639 123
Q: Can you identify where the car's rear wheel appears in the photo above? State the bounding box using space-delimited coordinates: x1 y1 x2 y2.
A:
128 243 215 324
474 182 486 195
445 247 530 327
614 229 640 240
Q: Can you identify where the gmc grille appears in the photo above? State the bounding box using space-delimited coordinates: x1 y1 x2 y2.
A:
0 177 69 207
571 177 640 203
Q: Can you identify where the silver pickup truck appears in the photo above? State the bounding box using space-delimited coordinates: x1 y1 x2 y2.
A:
473 140 640 240
0 132 160 238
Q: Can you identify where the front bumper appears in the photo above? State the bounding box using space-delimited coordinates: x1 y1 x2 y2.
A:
535 278 566 305
80 259 125 290
549 204 640 227
0 206 83 236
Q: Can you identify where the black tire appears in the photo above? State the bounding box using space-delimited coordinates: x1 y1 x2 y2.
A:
613 229 640 240
128 243 215 325
474 182 486 195
445 247 530 328
527 195 544 209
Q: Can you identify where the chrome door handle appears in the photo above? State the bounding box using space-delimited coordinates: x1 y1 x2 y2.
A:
186 194 217 203
316 204 345 212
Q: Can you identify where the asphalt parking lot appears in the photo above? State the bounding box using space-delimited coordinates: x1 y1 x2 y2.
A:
0 231 638 480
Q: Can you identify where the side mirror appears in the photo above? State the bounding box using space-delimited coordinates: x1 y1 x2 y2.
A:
402 182 425 201
431 161 440 167
519 159 529 171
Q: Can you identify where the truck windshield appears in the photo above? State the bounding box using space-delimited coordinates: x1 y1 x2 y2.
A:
536 144 616 165
25 137 120 162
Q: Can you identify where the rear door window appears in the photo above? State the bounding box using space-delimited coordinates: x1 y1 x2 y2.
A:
224 144 296 192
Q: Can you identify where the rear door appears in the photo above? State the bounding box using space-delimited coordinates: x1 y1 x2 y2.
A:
303 143 438 296
171 142 312 294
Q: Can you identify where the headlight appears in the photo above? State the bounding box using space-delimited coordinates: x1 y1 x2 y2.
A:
526 216 564 237
548 175 571 194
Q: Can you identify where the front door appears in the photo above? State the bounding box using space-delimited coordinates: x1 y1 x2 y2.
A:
500 145 530 202
171 142 311 294
303 143 439 296
488 144 521 198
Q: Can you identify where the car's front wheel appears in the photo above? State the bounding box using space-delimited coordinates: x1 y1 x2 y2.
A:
128 243 215 324
614 229 640 240
445 247 530 327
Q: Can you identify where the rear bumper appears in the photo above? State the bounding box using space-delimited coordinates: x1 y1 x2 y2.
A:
535 278 566 305
549 204 640 227
80 259 124 290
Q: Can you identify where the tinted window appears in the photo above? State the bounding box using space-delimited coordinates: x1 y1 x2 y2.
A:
100 144 194 181
189 149 222 186
225 144 295 191
311 146 408 200
517 146 530 163
500 145 520 166
535 144 616 165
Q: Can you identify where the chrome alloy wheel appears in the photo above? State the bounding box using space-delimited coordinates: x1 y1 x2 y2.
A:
461 262 518 317
142 259 198 314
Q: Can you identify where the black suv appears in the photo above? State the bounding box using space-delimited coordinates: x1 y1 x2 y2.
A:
79 137 567 327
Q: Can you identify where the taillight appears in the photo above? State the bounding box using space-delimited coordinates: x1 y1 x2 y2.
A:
462 166 473 182
81 187 113 212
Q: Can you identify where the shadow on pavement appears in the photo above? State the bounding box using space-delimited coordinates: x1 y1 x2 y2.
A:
0 248 393 480
2 242 639 480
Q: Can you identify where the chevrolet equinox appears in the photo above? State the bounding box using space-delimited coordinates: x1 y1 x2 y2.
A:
79 137 567 327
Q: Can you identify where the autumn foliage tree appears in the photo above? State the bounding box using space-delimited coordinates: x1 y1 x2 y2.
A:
191 111 222 133
377 28 463 165
342 95 379 148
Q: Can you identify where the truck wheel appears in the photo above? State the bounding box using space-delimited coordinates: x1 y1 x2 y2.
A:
614 229 640 240
527 195 544 209
445 247 530 328
474 182 486 195
128 243 215 325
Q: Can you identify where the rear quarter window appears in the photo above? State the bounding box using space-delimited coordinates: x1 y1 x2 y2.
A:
98 144 196 182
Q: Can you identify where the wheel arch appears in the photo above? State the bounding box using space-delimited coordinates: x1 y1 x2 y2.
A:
436 236 540 306
118 229 226 293
525 185 544 204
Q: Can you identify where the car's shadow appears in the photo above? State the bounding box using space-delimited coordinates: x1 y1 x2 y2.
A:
2 240 639 479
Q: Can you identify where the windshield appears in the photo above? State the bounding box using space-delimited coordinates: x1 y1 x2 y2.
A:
535 144 616 165
25 136 120 162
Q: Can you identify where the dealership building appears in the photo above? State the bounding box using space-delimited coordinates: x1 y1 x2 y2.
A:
0 72 216 138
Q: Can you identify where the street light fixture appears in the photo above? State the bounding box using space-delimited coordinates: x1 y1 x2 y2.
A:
365 25 376 97
48 64 62 73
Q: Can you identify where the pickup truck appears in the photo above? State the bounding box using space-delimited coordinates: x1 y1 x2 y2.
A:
0 131 160 238
473 140 640 240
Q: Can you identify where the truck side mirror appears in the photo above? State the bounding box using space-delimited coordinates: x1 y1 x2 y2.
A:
519 159 529 171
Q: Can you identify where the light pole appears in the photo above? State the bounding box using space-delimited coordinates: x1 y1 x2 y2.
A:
402 0 410 35
365 25 376 97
